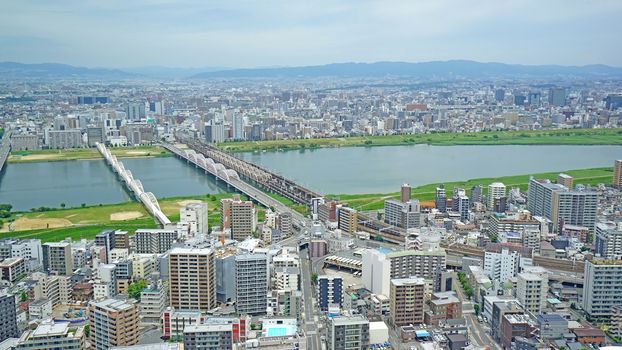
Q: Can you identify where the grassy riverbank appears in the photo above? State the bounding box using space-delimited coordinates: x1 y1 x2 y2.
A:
8 145 171 163
331 167 614 211
216 128 622 153
0 193 241 242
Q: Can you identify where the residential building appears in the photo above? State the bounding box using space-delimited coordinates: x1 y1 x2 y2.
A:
595 222 622 259
611 305 622 339
614 160 622 189
89 298 140 350
15 322 85 350
42 242 73 275
0 257 26 283
435 185 447 212
168 248 216 311
215 247 237 303
557 173 573 189
276 212 293 237
338 206 358 234
46 129 82 149
0 293 19 342
389 277 425 326
583 260 622 322
537 314 568 340
425 291 462 326
384 199 421 229
183 324 233 350
516 272 548 314
235 253 268 315
161 308 203 339
135 229 178 254
549 87 566 106
140 283 168 324
180 203 209 236
488 182 507 210
318 275 343 311
484 248 520 283
221 198 256 241
28 298 52 320
328 315 370 350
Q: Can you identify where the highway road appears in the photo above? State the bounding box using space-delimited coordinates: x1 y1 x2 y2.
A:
300 247 322 350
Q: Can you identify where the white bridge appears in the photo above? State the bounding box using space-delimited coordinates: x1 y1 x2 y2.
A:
96 143 171 225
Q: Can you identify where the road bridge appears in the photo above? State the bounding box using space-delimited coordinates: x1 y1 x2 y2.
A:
96 143 171 225
0 129 11 172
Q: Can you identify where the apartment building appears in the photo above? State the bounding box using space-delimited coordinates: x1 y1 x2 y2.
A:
89 298 139 350
235 254 268 315
183 324 233 350
221 198 256 241
15 321 85 350
583 260 622 322
168 248 216 311
328 315 370 350
389 277 426 326
338 206 358 234
42 242 73 275
135 229 178 254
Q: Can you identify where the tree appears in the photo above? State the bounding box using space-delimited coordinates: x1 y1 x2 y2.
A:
311 273 318 284
60 203 66 208
84 324 90 338
128 280 148 300
81 203 86 208
474 304 480 316
20 291 28 302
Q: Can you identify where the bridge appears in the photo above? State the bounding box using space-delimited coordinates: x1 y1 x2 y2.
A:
0 129 11 172
160 142 309 227
96 143 171 225
180 138 322 206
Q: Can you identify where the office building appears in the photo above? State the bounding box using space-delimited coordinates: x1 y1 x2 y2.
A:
488 182 506 210
425 291 462 326
456 195 470 222
0 293 19 342
471 184 484 204
10 134 39 151
232 114 244 140
95 230 115 264
87 126 104 147
135 229 178 254
537 314 568 340
484 248 519 283
276 212 293 237
15 321 85 350
215 248 237 303
384 199 421 229
390 277 425 326
46 129 82 149
363 248 446 296
235 254 268 315
500 314 534 350
126 103 146 120
221 198 256 241
557 173 573 189
338 206 358 234
42 242 73 275
318 275 343 311
328 315 370 350
516 272 548 314
161 308 204 339
435 185 447 212
614 160 622 189
205 120 225 143
183 324 233 350
583 260 622 322
140 283 168 324
489 211 541 240
595 222 622 259
168 248 216 311
528 91 541 106
89 298 139 350
180 203 209 236
495 89 505 102
549 87 566 106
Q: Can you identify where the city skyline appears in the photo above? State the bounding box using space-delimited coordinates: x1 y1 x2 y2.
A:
1 0 622 68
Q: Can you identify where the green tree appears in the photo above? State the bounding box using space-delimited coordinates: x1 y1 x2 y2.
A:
128 280 148 300
60 203 66 208
81 203 86 208
474 304 480 316
311 273 318 284
20 291 28 302
84 324 90 338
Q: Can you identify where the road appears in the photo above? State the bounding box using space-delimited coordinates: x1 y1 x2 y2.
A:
300 247 322 350
452 278 501 350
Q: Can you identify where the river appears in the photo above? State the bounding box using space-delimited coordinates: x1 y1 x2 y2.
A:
237 144 622 194
1 145 621 210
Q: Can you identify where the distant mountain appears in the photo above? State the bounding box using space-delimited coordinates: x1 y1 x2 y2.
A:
190 60 622 79
0 62 137 79
122 66 230 79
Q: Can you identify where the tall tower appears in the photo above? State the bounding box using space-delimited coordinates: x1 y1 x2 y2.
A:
614 160 622 189
400 184 411 203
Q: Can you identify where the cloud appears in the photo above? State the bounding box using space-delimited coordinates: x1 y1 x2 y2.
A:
0 0 621 67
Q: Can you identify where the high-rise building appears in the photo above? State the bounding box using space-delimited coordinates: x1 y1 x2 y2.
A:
400 184 411 203
614 160 622 189
495 89 505 102
15 321 85 350
338 206 358 234
180 203 209 236
318 275 343 311
205 120 225 143
42 242 73 275
548 87 566 107
135 229 178 254
516 272 548 314
483 248 519 283
435 185 447 212
488 182 507 210
89 298 139 350
389 277 425 326
595 222 622 259
235 254 268 315
327 315 370 350
471 184 484 204
221 198 256 241
126 103 146 121
232 114 244 141
384 199 421 229
168 248 216 311
583 260 622 322
183 324 234 350
0 293 18 342
276 212 293 237
456 195 470 222
528 91 541 106
557 173 573 189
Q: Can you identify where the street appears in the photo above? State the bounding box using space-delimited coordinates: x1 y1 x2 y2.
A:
300 247 322 350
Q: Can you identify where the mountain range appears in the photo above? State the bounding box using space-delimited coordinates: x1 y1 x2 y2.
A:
1 60 622 80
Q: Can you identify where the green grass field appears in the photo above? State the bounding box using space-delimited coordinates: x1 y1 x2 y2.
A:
331 167 614 211
217 128 622 153
8 145 171 163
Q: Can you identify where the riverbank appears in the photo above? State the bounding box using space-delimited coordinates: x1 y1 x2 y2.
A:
331 167 613 211
8 145 171 163
0 193 243 242
217 128 622 153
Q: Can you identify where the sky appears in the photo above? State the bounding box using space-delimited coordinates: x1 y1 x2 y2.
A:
1 0 621 69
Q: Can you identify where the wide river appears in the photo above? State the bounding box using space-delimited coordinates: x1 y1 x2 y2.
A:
0 145 621 210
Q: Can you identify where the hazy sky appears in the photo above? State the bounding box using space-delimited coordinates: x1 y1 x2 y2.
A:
1 0 621 68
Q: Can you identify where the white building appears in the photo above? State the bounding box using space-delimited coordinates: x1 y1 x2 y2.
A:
180 203 209 236
488 182 507 209
516 272 548 314
483 248 519 283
